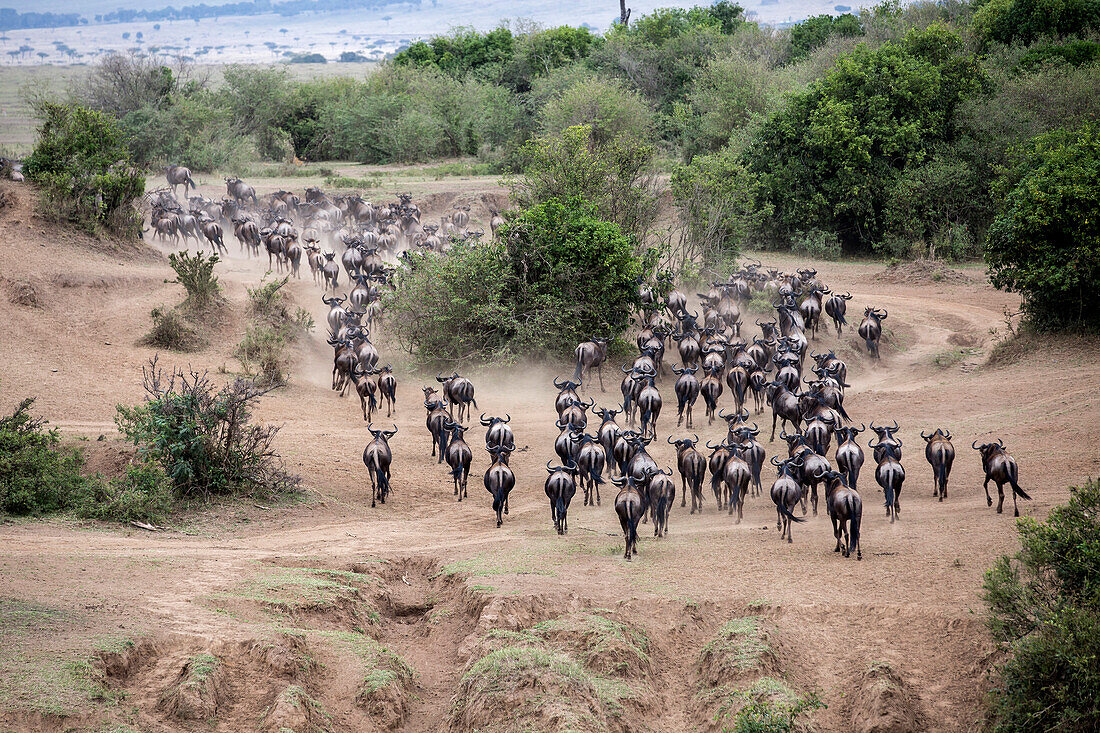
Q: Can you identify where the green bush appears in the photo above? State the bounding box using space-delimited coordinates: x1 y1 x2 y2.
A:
167 251 223 312
236 275 314 385
745 25 987 251
120 95 257 172
141 306 203 351
73 460 174 524
790 229 841 260
985 123 1100 330
670 145 763 271
115 359 299 499
508 124 659 240
539 76 653 146
389 198 644 364
973 0 1100 47
0 397 96 515
787 13 863 62
22 102 144 237
983 479 1100 732
1015 39 1100 74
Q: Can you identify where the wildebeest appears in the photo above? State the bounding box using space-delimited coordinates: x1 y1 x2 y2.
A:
612 475 647 560
643 466 675 537
376 365 397 417
544 461 577 534
817 469 862 559
770 456 806 543
485 446 516 528
573 337 610 391
225 176 257 205
480 414 514 453
437 373 477 423
858 307 887 359
973 439 1031 516
824 291 853 337
572 433 606 506
166 165 196 199
874 441 905 523
671 365 701 429
670 435 707 514
423 394 450 463
723 445 752 522
835 424 866 491
922 428 955 502
443 421 473 500
362 424 396 508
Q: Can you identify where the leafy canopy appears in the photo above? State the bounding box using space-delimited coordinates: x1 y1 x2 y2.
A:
985 123 1100 330
746 25 987 251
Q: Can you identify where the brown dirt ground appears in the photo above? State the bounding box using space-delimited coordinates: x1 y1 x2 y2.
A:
1 178 1099 732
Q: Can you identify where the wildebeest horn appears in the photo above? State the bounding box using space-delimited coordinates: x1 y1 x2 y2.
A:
770 456 781 466
891 420 899 430
553 377 567 389
480 413 491 426
972 440 981 449
667 435 676 444
546 460 558 473
870 420 879 430
556 420 568 429
504 414 511 423
707 440 722 450
621 365 631 374
921 430 930 439
996 438 1004 447
944 429 951 439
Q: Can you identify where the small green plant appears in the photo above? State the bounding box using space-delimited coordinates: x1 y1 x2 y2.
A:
74 459 174 524
324 174 383 189
236 325 290 387
167 251 223 311
141 306 202 351
237 275 313 385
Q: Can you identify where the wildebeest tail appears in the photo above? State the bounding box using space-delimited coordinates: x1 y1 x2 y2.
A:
883 481 894 511
1010 479 1031 501
837 311 847 325
935 460 947 495
555 495 566 526
778 499 806 523
847 496 861 551
836 401 851 422
376 467 389 498
437 431 449 461
589 466 603 486
572 359 583 383
846 465 858 492
186 175 196 190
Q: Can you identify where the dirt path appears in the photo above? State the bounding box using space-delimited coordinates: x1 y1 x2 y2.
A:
1 180 1098 732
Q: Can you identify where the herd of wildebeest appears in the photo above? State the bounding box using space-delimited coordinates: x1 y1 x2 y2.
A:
146 169 1033 561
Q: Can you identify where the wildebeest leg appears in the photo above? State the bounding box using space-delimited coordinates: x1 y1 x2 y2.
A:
368 469 377 508
681 476 687 508
811 484 818 517
832 514 842 552
983 476 992 507
595 484 600 506
996 481 1005 514
776 506 783 531
504 495 508 514
620 514 632 559
597 364 605 392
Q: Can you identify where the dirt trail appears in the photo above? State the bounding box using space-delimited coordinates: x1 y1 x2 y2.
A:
1 179 1099 731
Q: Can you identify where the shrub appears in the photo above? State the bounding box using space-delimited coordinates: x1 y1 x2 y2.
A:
72 52 179 117
115 358 299 500
745 25 987 251
787 13 863 62
22 102 144 237
508 124 659 241
539 76 653 146
983 479 1100 732
985 124 1100 330
973 0 1100 47
670 145 763 272
790 229 841 260
0 397 95 515
141 306 203 351
1015 39 1100 74
236 275 313 385
119 94 257 172
167 251 223 312
73 459 174 524
388 199 645 364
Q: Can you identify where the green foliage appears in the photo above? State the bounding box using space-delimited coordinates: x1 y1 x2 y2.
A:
983 480 1100 732
167 250 222 311
539 76 653 146
141 306 203 351
1015 39 1100 73
0 397 95 515
670 145 762 270
73 459 174 524
509 124 658 240
119 93 257 172
507 25 602 91
973 0 1100 47
393 26 515 79
787 13 864 61
746 25 987 251
790 229 842 260
389 199 644 364
22 102 144 237
115 359 299 500
985 123 1100 330
500 198 645 339
237 275 314 386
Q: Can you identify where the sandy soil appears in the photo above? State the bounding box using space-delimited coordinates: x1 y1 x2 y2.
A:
1 178 1098 732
